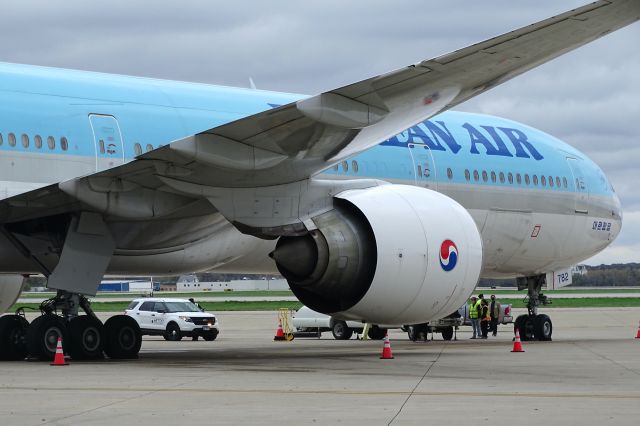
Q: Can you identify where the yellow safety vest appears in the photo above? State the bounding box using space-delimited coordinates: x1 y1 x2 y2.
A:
469 300 481 319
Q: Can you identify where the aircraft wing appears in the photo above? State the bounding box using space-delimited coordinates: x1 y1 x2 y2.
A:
1 0 639 225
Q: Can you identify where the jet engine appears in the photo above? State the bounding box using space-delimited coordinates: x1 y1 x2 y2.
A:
0 275 26 314
272 185 482 325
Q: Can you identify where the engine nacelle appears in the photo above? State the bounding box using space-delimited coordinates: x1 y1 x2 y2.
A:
0 275 26 314
272 185 482 325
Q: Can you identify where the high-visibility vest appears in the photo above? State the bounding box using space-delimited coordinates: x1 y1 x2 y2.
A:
469 301 480 319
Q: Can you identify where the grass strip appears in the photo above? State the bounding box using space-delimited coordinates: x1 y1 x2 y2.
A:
19 290 295 299
9 300 304 313
496 297 640 308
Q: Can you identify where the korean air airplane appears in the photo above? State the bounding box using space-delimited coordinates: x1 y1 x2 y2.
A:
0 0 637 362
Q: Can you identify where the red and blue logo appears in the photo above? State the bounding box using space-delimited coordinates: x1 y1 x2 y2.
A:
439 239 458 272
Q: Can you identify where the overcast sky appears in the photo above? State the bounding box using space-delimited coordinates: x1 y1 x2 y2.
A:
0 1 638 265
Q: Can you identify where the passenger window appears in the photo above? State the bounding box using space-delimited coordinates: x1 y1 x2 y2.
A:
146 144 153 152
0 133 3 146
139 301 154 311
473 170 479 181
341 161 348 173
490 171 496 183
8 133 16 147
332 164 338 171
508 172 513 184
417 165 423 178
516 173 522 184
34 135 43 149
525 174 530 185
465 169 471 181
100 140 106 154
563 177 568 188
127 301 139 310
153 302 165 312
423 164 431 177
47 136 55 150
482 171 488 182
575 178 580 189
556 177 561 188
541 175 546 186
60 137 68 151
533 175 539 186
499 172 505 183
549 176 554 187
352 160 359 173
21 134 29 148
447 168 453 180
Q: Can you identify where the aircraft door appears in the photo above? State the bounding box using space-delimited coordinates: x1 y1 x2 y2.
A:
89 114 125 172
566 157 590 214
408 143 437 190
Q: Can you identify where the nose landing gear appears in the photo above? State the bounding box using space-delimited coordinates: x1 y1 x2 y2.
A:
515 275 553 341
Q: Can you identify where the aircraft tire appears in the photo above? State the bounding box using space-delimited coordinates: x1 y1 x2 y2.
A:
0 315 29 361
514 315 535 341
26 314 67 361
103 315 141 359
67 316 104 360
534 314 553 341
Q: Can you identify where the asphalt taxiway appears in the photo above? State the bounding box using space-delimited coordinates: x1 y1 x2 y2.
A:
1 308 639 425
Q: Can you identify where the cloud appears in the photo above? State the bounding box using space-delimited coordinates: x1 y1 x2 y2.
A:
0 0 638 266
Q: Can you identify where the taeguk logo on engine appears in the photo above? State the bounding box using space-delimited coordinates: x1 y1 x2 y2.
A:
439 239 458 272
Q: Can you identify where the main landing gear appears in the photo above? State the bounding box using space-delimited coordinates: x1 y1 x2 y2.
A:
0 291 141 361
514 275 553 341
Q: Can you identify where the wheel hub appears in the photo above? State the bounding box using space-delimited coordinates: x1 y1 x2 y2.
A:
44 326 62 352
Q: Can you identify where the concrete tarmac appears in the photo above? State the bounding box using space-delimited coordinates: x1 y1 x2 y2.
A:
1 308 639 425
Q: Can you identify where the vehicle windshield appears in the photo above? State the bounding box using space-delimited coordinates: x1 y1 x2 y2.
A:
163 301 202 313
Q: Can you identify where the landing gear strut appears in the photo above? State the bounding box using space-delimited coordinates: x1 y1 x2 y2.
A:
2 290 142 361
515 275 553 341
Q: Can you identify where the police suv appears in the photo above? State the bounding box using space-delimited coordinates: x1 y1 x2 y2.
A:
125 298 219 341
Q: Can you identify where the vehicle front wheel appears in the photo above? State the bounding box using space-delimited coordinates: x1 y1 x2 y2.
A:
0 315 29 361
331 321 353 340
203 332 218 341
441 326 454 341
164 322 182 341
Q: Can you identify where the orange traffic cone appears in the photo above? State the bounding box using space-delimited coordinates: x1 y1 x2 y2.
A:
511 329 524 353
635 321 640 339
50 337 68 366
274 318 286 341
380 332 394 359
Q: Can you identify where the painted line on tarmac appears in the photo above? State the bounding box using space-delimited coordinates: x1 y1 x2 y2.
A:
2 386 639 400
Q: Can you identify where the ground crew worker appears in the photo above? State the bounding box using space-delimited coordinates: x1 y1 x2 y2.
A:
480 299 490 339
489 294 501 336
468 296 482 339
